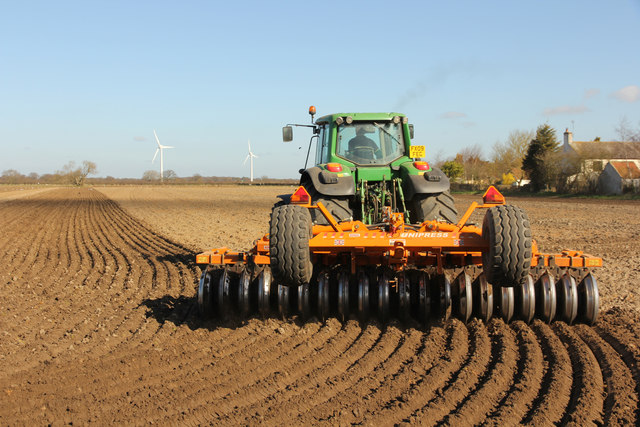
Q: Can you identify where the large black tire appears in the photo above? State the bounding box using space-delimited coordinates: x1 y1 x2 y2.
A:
269 204 313 287
481 205 532 287
304 184 353 225
410 191 458 224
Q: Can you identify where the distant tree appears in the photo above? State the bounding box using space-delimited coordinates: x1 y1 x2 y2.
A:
163 170 177 180
615 116 640 142
457 144 483 183
57 161 98 186
441 160 464 180
491 129 534 183
522 124 560 191
501 172 516 185
142 170 161 181
1 169 24 184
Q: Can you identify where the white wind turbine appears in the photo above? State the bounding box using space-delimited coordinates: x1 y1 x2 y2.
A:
152 129 174 182
243 139 258 182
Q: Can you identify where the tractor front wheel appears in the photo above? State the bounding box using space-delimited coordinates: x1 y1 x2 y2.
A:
269 204 313 286
481 205 532 287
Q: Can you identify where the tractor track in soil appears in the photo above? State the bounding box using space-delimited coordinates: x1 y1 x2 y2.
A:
0 187 639 425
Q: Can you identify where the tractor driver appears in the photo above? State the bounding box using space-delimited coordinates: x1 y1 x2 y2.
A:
348 126 380 160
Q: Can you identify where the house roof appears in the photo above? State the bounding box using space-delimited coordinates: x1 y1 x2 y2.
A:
609 160 640 179
570 140 640 159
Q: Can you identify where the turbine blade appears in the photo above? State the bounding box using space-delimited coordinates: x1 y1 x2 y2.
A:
162 145 174 149
248 139 251 152
153 129 161 147
152 148 159 163
243 154 249 165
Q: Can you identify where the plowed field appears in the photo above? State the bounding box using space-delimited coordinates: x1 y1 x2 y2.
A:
1 186 638 425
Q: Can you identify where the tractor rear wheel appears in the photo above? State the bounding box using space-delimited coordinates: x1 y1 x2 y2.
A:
481 205 532 287
269 204 313 287
410 191 457 224
304 184 353 225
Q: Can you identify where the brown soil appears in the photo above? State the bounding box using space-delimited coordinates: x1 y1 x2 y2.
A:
0 186 638 425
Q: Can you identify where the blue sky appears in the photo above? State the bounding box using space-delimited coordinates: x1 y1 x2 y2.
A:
1 0 639 179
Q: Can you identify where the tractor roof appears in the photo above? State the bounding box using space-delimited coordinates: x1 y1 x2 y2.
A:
316 112 406 125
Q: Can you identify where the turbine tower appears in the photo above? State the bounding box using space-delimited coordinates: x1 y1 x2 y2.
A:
243 139 258 182
152 130 174 182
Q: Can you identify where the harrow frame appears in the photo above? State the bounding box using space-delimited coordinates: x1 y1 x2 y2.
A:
195 187 602 273
196 186 602 325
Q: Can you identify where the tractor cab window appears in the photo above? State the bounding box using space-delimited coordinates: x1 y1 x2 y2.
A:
336 121 405 165
315 125 331 164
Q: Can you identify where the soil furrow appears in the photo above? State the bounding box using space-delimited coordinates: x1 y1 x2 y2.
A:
362 320 471 424
440 319 519 425
576 324 638 425
521 322 574 425
484 321 545 424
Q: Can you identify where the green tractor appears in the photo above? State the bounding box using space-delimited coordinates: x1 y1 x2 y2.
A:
282 106 457 226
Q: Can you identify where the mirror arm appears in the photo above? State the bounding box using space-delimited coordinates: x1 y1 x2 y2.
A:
303 134 319 172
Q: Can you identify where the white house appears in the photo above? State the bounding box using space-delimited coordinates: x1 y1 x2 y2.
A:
563 129 640 194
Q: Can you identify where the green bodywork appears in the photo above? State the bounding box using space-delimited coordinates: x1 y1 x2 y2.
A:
287 111 448 225
313 112 431 179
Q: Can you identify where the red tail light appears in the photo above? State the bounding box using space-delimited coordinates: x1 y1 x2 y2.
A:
326 163 343 172
482 186 505 204
290 186 311 204
413 161 430 171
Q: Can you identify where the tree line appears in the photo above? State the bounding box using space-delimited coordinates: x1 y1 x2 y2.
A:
2 118 638 191
437 117 640 193
1 161 97 186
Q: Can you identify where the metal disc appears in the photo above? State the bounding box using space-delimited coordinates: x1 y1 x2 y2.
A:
535 272 556 323
357 270 370 322
556 273 578 324
397 271 411 322
416 271 431 324
277 284 290 319
578 273 599 325
238 268 252 317
517 275 536 323
337 270 350 322
317 270 331 322
298 282 311 320
217 268 232 317
432 274 451 321
257 268 272 316
198 270 212 317
473 273 493 322
378 271 390 323
497 286 515 323
455 272 473 323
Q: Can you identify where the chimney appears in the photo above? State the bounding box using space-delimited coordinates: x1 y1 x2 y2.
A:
563 128 573 152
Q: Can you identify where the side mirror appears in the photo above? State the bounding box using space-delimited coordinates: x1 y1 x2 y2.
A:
282 126 293 142
409 124 414 139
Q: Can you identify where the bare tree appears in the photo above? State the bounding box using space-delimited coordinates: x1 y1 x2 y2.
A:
457 144 490 184
57 161 97 186
615 116 640 142
163 170 177 181
492 129 534 183
1 169 24 184
142 170 161 181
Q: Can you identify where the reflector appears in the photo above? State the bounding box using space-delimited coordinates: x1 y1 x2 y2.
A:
290 186 311 204
482 186 505 204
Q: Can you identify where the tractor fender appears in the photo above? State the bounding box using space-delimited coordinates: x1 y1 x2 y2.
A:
301 166 356 197
402 166 451 200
